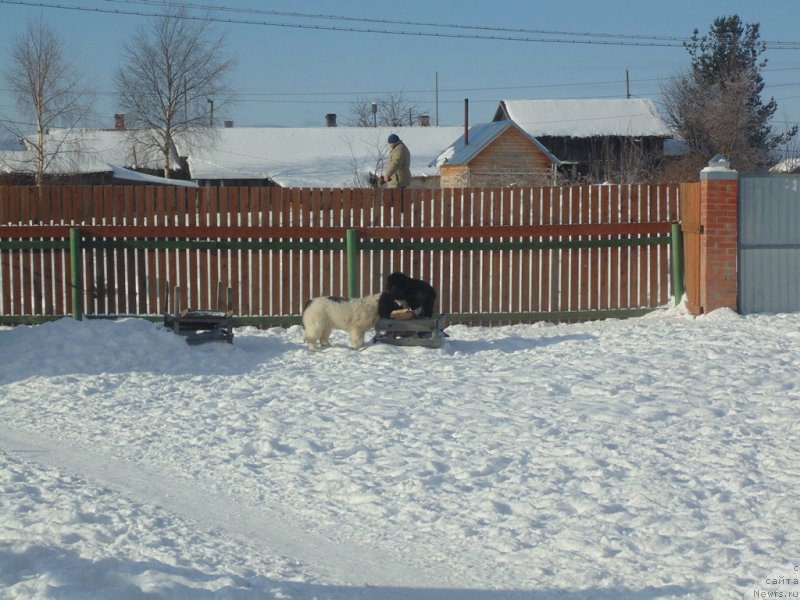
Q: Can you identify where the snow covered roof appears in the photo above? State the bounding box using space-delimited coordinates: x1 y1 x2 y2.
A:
0 126 465 187
0 150 25 174
0 129 170 175
495 98 671 138
109 164 199 188
431 121 561 168
180 126 464 187
0 129 172 175
770 157 800 174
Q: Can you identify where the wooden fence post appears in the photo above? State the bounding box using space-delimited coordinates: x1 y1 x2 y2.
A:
69 227 82 321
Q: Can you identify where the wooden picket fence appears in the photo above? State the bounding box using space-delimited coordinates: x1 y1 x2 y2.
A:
0 184 681 325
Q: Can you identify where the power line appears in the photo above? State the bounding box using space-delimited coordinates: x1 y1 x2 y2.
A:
100 0 692 44
0 0 694 47
2 72 798 104
16 0 800 50
97 0 800 50
2 1 798 126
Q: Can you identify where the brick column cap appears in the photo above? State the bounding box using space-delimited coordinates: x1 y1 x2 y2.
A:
701 154 737 181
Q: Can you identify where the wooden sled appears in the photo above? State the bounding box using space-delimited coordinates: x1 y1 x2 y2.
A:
163 282 234 345
373 310 448 349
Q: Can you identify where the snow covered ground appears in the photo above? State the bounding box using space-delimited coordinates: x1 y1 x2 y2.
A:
1 305 799 599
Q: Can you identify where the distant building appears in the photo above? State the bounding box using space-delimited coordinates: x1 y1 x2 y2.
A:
431 120 561 187
181 126 464 188
493 98 672 182
0 128 179 185
0 100 675 187
770 157 800 174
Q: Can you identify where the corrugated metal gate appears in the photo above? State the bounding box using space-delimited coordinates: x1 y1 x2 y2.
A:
739 174 800 314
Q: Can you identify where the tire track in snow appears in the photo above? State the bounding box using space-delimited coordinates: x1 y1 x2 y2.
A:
0 426 455 590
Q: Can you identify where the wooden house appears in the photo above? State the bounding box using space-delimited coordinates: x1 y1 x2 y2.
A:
431 120 561 188
493 99 672 182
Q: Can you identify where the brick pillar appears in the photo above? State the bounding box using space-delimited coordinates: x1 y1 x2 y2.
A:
699 155 738 313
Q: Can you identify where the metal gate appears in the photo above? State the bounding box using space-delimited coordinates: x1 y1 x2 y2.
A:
738 174 800 314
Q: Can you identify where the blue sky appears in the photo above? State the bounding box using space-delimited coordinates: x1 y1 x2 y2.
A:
1 0 799 144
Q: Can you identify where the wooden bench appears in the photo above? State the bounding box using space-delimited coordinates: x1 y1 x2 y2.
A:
373 315 448 349
163 282 234 345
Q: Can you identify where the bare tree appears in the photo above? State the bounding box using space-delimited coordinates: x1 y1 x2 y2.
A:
346 92 425 127
773 108 800 173
2 17 94 186
115 8 236 178
661 15 796 177
616 136 663 184
341 130 388 187
662 67 775 176
348 97 379 128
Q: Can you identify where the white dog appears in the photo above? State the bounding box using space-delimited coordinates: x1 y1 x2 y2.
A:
302 292 392 351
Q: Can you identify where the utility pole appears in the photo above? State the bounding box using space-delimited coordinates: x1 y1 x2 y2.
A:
371 101 377 127
435 72 439 126
626 70 630 99
207 98 214 127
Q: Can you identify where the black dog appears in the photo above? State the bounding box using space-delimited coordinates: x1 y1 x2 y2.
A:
378 292 405 319
385 272 437 318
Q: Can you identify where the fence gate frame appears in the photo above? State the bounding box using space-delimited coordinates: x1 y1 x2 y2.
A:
679 182 702 314
738 173 800 314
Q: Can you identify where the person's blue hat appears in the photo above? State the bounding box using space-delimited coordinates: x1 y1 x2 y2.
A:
388 134 400 144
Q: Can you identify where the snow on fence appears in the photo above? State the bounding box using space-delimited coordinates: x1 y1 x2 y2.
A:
0 184 680 324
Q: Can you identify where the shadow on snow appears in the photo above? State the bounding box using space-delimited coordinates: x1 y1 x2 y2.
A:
0 544 705 599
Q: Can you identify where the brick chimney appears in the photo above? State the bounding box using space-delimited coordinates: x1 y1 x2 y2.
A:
224 120 234 128
418 115 430 127
325 113 337 127
114 114 126 131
